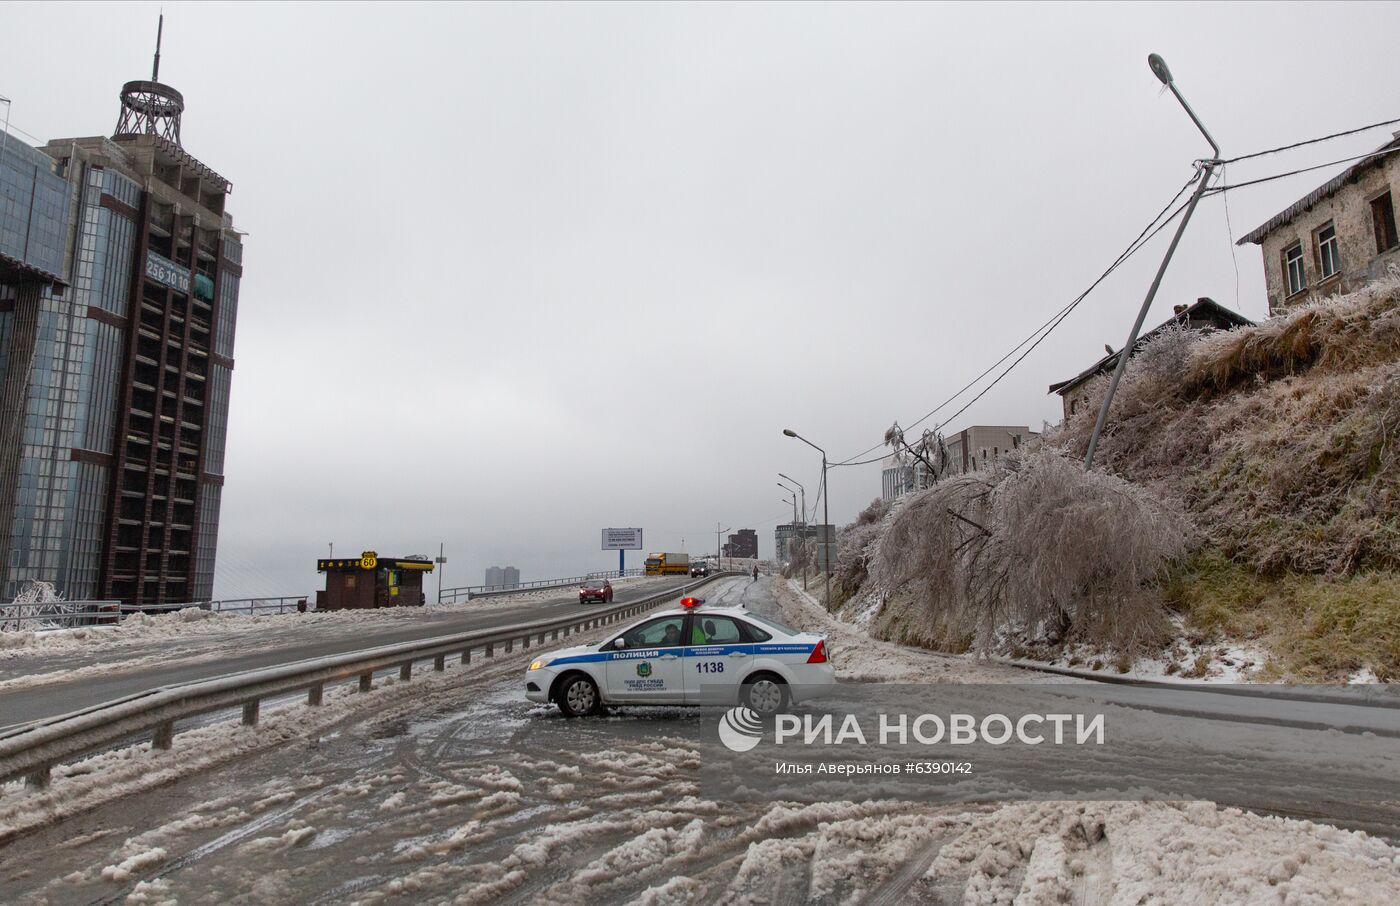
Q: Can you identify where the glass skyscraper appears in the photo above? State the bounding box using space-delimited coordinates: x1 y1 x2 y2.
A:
0 80 243 605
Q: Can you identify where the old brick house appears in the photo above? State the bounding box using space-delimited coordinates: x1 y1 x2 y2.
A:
1049 297 1252 423
1238 133 1400 314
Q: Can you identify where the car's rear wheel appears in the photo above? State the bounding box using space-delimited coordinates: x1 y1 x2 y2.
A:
556 673 602 717
741 673 789 715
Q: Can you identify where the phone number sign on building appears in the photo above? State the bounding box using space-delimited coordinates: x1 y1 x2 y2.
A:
601 528 644 550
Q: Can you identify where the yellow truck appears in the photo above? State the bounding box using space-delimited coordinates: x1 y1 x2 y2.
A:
644 552 691 576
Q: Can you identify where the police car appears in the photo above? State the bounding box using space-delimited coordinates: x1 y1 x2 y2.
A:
525 595 834 716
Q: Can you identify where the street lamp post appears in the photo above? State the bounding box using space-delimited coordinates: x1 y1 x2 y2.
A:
778 475 808 590
778 473 806 526
435 542 447 604
1085 53 1221 471
784 429 831 605
776 484 798 525
716 523 730 571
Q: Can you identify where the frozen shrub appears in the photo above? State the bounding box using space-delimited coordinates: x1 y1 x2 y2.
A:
872 450 1188 653
783 537 811 580
833 497 894 605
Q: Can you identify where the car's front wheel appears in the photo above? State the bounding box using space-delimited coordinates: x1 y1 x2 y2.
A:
741 673 789 715
556 673 602 717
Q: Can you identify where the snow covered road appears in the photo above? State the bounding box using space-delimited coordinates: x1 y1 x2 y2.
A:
0 577 1396 904
0 577 689 730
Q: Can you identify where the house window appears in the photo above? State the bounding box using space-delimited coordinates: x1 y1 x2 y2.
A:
1374 191 1399 254
1284 243 1306 296
1070 399 1079 415
1316 222 1340 280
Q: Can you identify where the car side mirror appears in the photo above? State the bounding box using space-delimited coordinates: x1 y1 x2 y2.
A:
612 637 626 649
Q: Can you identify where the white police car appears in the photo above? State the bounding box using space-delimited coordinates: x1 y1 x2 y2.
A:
525 596 834 716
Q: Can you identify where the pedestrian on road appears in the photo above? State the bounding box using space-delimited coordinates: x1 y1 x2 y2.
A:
751 564 759 582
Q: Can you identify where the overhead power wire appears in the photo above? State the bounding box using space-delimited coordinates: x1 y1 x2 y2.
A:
865 140 1399 465
831 168 1205 468
829 114 1399 470
1205 144 1400 197
1218 115 1400 166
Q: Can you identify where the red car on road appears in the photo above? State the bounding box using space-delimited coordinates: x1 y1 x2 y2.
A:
579 578 613 604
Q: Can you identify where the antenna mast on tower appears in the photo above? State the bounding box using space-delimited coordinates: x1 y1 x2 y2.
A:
114 12 184 146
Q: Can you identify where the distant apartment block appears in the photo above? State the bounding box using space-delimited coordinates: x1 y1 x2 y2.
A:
1239 132 1400 314
721 529 758 560
945 425 1037 475
774 523 833 568
485 566 519 588
880 426 1038 501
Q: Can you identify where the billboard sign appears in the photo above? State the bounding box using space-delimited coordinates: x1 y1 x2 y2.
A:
145 250 192 293
601 527 644 550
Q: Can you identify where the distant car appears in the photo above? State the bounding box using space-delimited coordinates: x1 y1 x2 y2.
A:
525 595 834 716
579 578 613 604
689 562 710 577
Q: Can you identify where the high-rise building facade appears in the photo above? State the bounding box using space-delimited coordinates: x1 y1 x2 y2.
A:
0 51 243 604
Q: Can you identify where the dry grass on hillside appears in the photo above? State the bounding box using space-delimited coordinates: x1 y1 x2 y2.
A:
1052 275 1400 574
1166 551 1400 681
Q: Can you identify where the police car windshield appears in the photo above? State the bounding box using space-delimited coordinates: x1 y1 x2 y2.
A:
743 612 799 636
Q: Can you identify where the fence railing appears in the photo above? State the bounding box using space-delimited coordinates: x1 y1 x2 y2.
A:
0 572 735 792
0 596 311 632
204 596 309 616
0 601 122 632
437 568 646 604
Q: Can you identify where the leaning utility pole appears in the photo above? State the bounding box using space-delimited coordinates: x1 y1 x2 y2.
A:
1085 53 1221 471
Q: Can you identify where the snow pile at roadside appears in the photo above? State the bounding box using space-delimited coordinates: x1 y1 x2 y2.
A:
928 800 1400 905
771 579 1035 684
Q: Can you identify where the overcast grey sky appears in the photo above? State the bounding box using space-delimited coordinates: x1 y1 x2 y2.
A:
4 1 1399 598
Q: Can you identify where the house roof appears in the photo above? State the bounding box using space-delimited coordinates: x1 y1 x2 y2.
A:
1237 133 1400 246
1049 297 1253 396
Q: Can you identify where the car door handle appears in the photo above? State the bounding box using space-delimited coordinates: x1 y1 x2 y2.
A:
727 652 747 657
659 654 679 660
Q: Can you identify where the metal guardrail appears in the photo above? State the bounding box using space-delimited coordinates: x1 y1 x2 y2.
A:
437 568 646 604
0 573 736 792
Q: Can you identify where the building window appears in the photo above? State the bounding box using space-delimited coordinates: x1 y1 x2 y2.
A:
1069 399 1079 415
1374 191 1399 254
1284 243 1306 296
1316 222 1340 280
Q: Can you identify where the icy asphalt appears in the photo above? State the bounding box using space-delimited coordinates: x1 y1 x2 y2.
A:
0 576 1397 904
0 577 694 730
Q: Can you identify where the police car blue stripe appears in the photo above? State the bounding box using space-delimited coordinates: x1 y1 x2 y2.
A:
546 642 814 667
